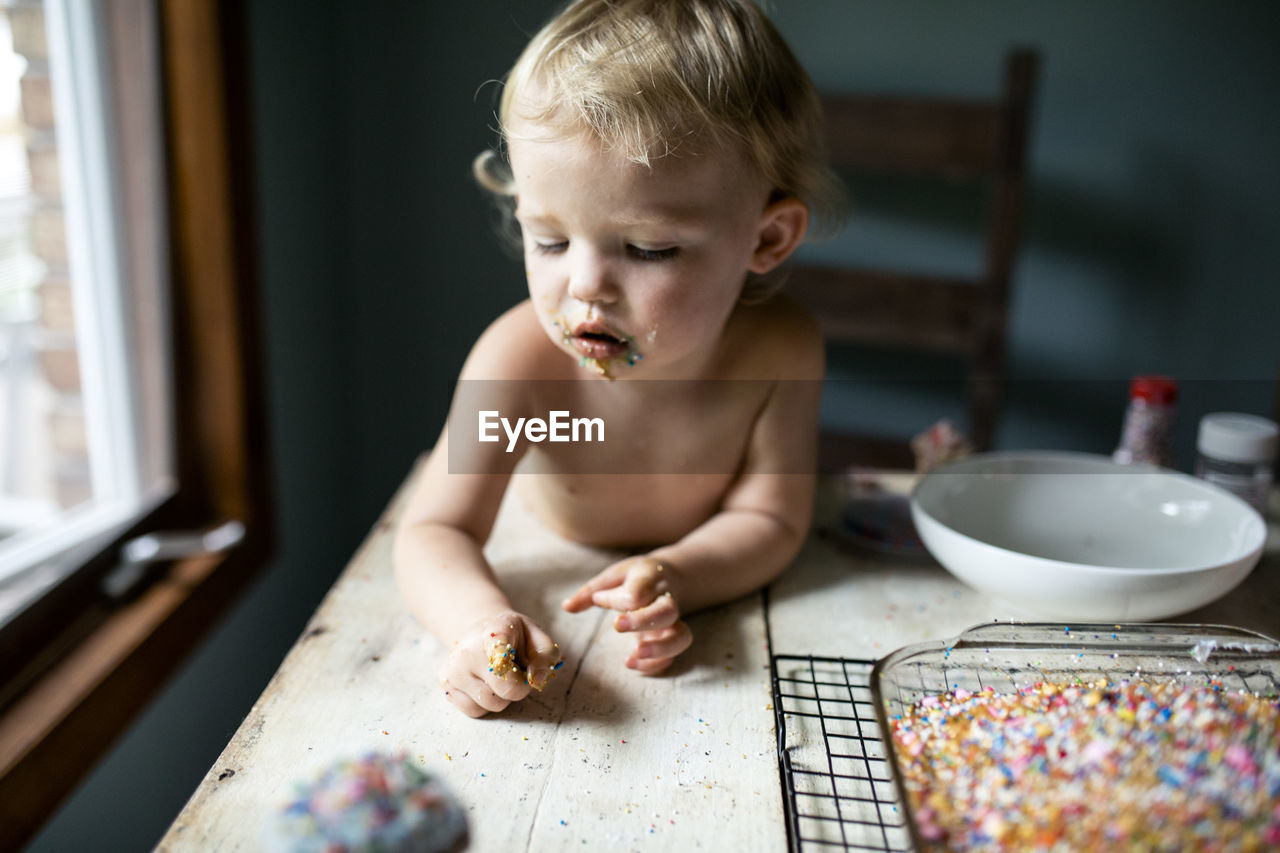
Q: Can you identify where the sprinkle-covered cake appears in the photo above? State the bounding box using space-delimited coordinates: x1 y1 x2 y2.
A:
891 679 1280 850
267 752 466 852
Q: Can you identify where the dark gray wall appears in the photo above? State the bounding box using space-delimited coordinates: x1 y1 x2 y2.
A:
781 2 1280 463
30 1 1279 848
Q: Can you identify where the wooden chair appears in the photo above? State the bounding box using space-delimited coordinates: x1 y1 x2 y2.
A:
792 49 1040 471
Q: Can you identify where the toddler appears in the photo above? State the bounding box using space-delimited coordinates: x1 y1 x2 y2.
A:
393 0 840 718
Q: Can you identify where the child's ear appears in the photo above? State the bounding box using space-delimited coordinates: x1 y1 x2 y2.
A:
748 197 810 275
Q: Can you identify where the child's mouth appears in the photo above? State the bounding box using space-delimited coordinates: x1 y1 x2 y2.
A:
571 325 630 360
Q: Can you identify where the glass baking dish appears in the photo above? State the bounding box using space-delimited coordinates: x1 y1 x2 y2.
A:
870 621 1280 850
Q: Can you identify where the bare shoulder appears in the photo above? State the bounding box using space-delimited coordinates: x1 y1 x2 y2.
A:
459 300 566 381
720 292 825 380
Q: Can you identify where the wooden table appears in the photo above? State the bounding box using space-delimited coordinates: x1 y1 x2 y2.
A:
159 466 1280 851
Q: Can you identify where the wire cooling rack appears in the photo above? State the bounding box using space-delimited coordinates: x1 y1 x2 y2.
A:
770 654 912 852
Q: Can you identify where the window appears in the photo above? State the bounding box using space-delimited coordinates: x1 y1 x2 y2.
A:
0 1 272 847
0 0 173 627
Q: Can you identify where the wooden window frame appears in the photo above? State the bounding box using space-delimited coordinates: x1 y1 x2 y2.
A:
0 0 273 846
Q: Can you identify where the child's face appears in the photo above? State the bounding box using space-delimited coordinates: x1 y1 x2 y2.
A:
507 120 774 378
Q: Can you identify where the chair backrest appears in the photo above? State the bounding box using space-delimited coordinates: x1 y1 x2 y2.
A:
793 50 1039 451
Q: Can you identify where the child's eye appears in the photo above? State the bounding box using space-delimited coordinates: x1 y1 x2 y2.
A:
532 241 568 255
627 245 679 262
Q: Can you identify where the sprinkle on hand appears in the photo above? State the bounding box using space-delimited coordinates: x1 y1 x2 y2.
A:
487 639 521 680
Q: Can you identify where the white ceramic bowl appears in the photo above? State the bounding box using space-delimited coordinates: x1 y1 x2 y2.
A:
910 451 1267 621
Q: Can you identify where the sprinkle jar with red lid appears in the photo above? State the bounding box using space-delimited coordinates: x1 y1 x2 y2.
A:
1113 374 1178 468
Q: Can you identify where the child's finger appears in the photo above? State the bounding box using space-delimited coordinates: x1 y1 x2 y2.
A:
626 654 677 676
481 628 533 700
613 591 678 633
522 620 563 691
561 563 628 612
440 648 505 715
485 669 532 701
448 672 510 715
593 564 662 611
444 686 489 718
631 622 692 662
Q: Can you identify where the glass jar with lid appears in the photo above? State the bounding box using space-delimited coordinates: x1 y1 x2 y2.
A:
1194 412 1278 516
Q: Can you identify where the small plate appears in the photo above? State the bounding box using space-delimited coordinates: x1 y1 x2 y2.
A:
823 470 929 558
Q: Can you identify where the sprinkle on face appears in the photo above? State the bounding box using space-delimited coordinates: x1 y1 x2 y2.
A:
553 315 573 346
555 314 644 380
579 356 614 380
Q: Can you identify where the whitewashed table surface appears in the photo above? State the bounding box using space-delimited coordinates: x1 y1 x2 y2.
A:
159 465 1280 851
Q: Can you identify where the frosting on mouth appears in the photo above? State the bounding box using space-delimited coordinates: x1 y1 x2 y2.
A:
553 315 642 379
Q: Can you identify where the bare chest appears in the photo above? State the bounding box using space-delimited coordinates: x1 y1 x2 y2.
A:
513 381 769 547
515 471 736 547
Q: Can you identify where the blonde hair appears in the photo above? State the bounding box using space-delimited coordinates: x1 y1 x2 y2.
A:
475 0 843 299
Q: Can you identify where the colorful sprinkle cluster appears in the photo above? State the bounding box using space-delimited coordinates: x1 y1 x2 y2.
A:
269 753 465 852
487 638 521 679
891 679 1280 850
486 635 564 689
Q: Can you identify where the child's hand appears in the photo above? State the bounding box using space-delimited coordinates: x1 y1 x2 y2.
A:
562 556 692 675
439 611 563 718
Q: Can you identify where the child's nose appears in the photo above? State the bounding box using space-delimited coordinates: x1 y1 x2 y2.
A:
567 249 618 304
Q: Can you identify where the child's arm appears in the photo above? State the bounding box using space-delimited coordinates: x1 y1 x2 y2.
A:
394 437 562 716
394 429 522 638
393 306 563 715
563 308 823 673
